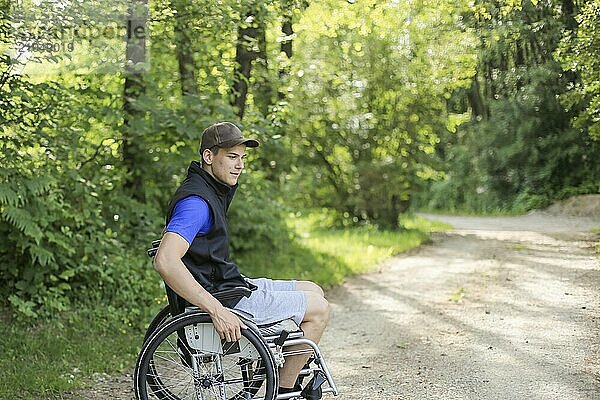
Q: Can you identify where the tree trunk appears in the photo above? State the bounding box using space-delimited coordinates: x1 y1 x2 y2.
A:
484 61 496 102
561 0 577 31
561 0 579 83
232 6 263 119
122 0 148 201
281 17 293 59
172 0 199 97
276 4 294 102
514 39 524 90
252 18 273 117
277 0 310 100
467 73 487 119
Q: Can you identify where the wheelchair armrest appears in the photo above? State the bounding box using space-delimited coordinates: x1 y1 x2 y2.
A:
165 285 254 316
212 286 254 303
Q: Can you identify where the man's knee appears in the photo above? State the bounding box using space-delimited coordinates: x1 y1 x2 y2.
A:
304 291 330 325
297 280 325 297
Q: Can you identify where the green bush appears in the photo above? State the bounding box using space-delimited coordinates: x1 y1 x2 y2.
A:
512 192 552 213
0 78 166 320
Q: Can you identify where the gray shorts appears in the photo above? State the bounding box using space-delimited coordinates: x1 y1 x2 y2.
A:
233 278 307 326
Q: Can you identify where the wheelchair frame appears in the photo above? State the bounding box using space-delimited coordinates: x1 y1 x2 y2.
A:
133 240 339 400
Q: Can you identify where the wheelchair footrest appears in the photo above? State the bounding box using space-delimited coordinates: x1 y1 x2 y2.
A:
301 370 327 400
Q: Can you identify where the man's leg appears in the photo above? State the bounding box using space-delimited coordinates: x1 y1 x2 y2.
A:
296 280 325 297
278 281 330 390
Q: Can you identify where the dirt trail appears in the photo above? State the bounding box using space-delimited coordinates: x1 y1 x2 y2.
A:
321 212 600 399
72 212 600 399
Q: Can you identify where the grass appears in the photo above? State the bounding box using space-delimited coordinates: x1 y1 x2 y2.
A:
0 310 146 399
296 215 450 285
0 213 450 399
449 287 466 303
240 213 451 287
511 244 528 251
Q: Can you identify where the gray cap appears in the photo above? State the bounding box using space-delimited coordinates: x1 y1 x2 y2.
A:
199 122 259 153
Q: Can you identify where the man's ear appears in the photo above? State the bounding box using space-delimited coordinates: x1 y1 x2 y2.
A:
202 148 213 165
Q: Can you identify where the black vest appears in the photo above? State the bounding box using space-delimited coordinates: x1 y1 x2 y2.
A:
165 161 249 295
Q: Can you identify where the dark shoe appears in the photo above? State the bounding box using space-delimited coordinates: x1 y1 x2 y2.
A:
300 371 326 400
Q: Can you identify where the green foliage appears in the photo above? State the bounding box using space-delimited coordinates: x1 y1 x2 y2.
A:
475 67 600 206
414 0 600 213
229 171 292 256
276 0 475 227
0 28 178 316
556 0 600 140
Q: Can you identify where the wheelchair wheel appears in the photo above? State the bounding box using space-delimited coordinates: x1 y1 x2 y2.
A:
143 305 171 343
134 310 277 400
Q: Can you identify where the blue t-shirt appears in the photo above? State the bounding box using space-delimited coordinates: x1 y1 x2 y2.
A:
165 196 214 244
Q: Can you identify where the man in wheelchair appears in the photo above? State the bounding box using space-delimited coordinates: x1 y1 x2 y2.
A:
151 122 332 398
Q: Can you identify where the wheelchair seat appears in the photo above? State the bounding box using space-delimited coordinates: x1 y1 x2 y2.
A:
258 318 302 337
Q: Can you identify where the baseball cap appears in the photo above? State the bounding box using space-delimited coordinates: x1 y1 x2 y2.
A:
199 122 259 153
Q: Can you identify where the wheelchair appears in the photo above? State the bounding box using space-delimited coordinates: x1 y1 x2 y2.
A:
133 240 339 400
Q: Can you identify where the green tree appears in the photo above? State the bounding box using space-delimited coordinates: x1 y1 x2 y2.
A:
122 0 149 202
280 0 474 227
557 0 600 140
418 0 600 212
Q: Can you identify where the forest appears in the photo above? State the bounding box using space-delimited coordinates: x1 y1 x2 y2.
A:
1 0 599 324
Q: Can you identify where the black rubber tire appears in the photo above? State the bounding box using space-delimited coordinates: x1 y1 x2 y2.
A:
142 305 171 344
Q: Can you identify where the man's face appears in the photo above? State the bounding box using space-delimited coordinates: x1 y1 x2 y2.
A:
204 144 247 186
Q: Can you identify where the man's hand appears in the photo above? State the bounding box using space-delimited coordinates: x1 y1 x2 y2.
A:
209 305 247 342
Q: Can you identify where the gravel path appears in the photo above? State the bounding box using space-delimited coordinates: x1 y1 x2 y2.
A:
321 212 600 399
70 212 600 399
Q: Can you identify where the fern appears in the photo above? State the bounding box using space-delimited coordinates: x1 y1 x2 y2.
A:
26 243 55 267
24 175 56 196
0 183 21 207
1 205 43 243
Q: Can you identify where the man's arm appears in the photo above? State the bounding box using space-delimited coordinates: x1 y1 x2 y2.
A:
153 232 246 342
